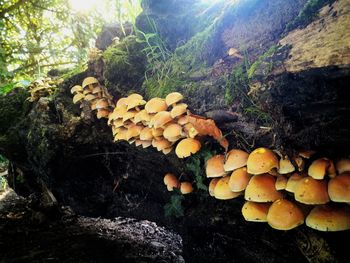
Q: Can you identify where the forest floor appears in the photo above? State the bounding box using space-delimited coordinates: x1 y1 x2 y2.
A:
0 188 184 263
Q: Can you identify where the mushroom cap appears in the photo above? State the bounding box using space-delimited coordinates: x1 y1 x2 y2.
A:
285 172 306 193
224 149 249 172
183 123 199 138
85 94 97 101
267 199 304 230
209 178 220 197
299 150 315 159
96 109 110 119
126 125 143 140
214 176 242 200
294 156 305 172
126 93 143 101
294 177 330 205
177 115 189 125
92 86 102 94
140 127 153 141
163 123 183 140
152 138 172 151
175 138 201 158
122 110 137 122
278 157 295 174
96 99 110 109
145 98 167 113
247 148 279 175
165 92 183 106
328 173 350 203
163 173 179 191
180 182 193 194
150 111 173 128
134 109 151 124
242 201 271 222
308 158 332 180
126 98 146 111
152 128 164 138
114 127 127 141
306 204 350 231
206 155 227 178
141 140 152 148
111 119 124 129
229 167 250 192
275 175 288 190
73 93 85 104
110 106 127 119
162 147 173 155
170 103 188 118
245 174 283 202
116 97 128 107
70 85 83 94
82 76 98 88
336 158 350 174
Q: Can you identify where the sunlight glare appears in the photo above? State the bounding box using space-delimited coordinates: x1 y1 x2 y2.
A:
69 0 98 13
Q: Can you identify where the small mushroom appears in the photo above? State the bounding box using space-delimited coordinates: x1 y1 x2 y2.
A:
163 173 180 191
242 201 271 222
150 111 173 128
214 176 242 200
82 76 99 90
70 85 83 94
126 125 143 141
177 115 189 125
134 110 151 124
294 177 330 205
245 174 283 202
267 199 304 230
116 97 128 107
145 98 167 113
228 167 250 192
275 175 288 190
152 138 172 151
328 173 350 203
209 178 220 197
336 158 350 174
308 158 336 180
175 138 201 158
96 109 110 119
170 103 188 118
224 149 249 172
247 148 279 175
306 204 350 231
96 99 110 109
152 128 164 139
73 93 85 104
163 123 183 141
285 172 306 193
165 92 183 107
140 127 153 141
206 155 227 178
180 182 193 194
278 156 295 174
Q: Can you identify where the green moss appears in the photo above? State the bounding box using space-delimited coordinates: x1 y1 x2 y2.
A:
247 46 277 79
103 36 147 95
144 75 186 99
284 0 336 33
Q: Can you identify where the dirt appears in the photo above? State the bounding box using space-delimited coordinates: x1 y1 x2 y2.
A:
0 189 184 263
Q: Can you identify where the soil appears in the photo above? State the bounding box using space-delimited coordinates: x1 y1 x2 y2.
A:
0 189 183 263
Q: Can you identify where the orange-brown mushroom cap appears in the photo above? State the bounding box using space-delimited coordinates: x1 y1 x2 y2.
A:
180 182 193 194
328 173 350 203
294 177 330 205
242 201 271 222
336 158 350 174
224 149 249 172
145 98 167 113
214 176 242 200
165 92 183 106
267 199 304 230
229 167 250 192
175 138 201 158
206 155 227 178
247 148 279 175
306 204 350 231
163 173 180 191
245 174 283 202
208 178 220 197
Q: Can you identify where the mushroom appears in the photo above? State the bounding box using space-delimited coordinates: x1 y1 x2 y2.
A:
114 128 127 141
163 173 180 191
306 204 350 231
162 147 173 155
294 177 330 205
224 149 249 172
285 172 306 193
278 156 295 174
73 93 85 104
177 115 189 125
336 158 350 174
152 128 164 139
299 150 315 159
96 109 110 119
205 155 227 178
328 173 350 203
183 123 199 138
145 98 167 113
308 158 336 180
126 98 146 111
110 105 128 119
267 199 304 230
175 138 201 158
228 167 251 192
126 93 143 101
247 148 279 175
294 156 305 172
122 110 137 122
92 85 102 95
141 140 152 148
208 178 220 197
163 123 183 142
152 138 172 151
170 103 188 118
165 92 183 107
275 175 288 190
70 85 83 94
85 94 97 102
126 125 143 141
180 182 193 194
242 201 271 222
134 110 151 124
150 111 173 129
245 174 283 202
214 176 242 200
116 97 128 107
82 77 98 93
140 127 153 141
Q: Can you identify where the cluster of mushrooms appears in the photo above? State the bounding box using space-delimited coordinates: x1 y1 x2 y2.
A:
71 77 114 119
27 77 62 102
107 92 202 156
163 173 194 195
206 148 350 231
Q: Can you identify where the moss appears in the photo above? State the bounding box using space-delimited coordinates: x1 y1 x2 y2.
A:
247 46 278 79
284 0 336 33
144 75 186 99
103 36 147 96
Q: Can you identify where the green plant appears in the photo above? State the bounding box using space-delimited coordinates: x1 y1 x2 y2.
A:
247 46 277 79
164 192 185 218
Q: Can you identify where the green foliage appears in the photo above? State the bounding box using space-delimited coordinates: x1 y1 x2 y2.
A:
224 63 250 106
0 154 8 191
284 0 336 33
164 192 184 218
247 46 277 79
0 175 7 191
